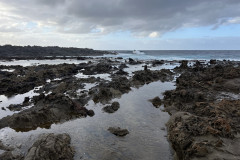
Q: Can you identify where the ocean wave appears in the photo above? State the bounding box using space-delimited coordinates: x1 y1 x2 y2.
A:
133 50 145 55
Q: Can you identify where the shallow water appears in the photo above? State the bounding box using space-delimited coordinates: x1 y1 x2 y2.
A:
0 59 90 67
0 81 175 160
0 86 42 119
75 72 112 81
124 63 178 77
102 50 240 61
0 57 177 159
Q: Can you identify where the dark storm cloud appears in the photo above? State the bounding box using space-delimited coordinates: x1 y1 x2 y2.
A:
1 0 240 36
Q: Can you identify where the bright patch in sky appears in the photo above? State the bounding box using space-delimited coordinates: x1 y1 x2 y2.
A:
149 32 158 38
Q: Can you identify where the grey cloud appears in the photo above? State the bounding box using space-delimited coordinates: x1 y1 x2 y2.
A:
1 0 240 36
0 26 22 33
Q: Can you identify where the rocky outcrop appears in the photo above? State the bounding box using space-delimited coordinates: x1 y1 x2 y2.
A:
128 58 141 65
0 64 79 96
164 62 240 159
83 62 114 74
93 77 131 103
0 141 23 160
103 102 120 113
149 96 162 108
108 127 129 137
24 133 74 160
132 69 174 85
152 60 164 66
115 69 128 75
0 93 94 131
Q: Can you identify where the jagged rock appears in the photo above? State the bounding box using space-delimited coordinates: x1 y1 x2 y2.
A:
108 127 129 137
180 60 188 68
83 62 113 74
210 59 217 64
115 69 128 75
0 151 23 160
152 60 164 66
0 141 23 160
164 61 240 159
23 97 30 104
24 133 74 160
0 93 92 131
0 64 79 96
103 102 120 113
128 58 141 65
7 104 24 111
118 63 128 70
149 96 162 108
93 77 131 103
132 69 173 85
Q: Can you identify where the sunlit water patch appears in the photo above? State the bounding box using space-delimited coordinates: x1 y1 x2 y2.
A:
75 72 112 81
0 69 15 72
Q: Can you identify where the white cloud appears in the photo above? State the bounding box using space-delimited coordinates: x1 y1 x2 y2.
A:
228 17 240 24
149 32 158 38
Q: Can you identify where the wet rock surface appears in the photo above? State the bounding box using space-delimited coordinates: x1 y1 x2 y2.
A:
132 69 174 85
92 77 131 103
0 64 79 96
164 61 240 159
1 55 240 160
149 96 162 108
0 151 23 160
24 133 74 160
108 127 129 137
103 102 120 113
0 141 23 160
0 93 93 131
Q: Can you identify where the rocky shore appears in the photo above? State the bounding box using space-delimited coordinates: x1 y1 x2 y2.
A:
164 60 240 159
0 54 239 159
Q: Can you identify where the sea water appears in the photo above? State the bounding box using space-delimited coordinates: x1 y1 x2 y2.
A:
103 50 240 61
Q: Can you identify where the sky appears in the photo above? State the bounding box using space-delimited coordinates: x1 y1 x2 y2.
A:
1 0 240 50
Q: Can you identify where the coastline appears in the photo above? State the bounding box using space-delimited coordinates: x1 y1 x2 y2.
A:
0 52 239 159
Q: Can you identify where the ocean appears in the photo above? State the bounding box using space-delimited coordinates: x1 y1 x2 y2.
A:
106 50 240 61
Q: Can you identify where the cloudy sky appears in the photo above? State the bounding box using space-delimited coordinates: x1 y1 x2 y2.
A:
1 0 240 50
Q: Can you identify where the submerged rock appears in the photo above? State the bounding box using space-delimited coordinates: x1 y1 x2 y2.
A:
149 96 162 108
108 127 129 137
24 133 74 160
7 104 24 111
93 77 131 103
103 102 120 113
